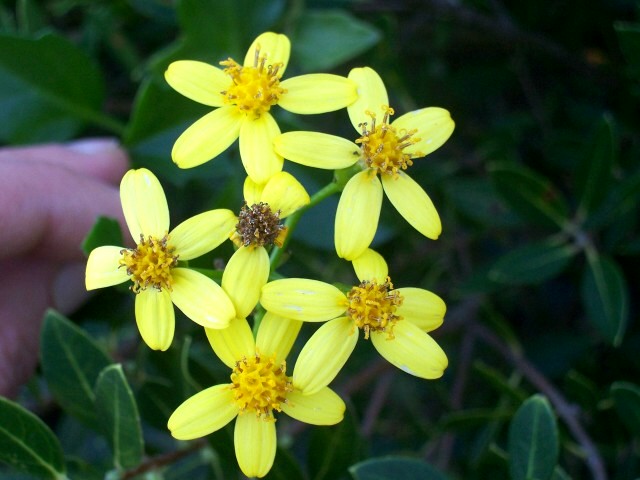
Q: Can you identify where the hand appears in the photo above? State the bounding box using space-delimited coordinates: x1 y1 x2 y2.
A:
0 139 128 398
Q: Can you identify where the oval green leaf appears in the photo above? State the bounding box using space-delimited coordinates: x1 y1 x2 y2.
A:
349 456 448 480
610 381 640 437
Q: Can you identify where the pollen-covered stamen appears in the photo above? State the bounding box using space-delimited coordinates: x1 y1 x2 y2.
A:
119 234 178 293
219 43 287 118
230 353 293 421
235 202 287 248
356 106 424 177
346 276 403 340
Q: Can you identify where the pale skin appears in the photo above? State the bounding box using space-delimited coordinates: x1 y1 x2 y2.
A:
0 139 128 397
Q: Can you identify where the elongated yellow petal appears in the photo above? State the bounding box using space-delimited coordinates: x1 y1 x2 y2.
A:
293 317 357 395
395 287 446 332
222 246 270 319
239 113 283 184
371 321 448 379
120 168 169 240
170 268 235 328
352 248 388 283
172 107 243 169
392 107 454 157
335 170 382 260
260 171 310 218
165 60 228 107
279 74 357 114
235 413 276 479
347 67 389 132
168 384 237 440
135 288 174 351
85 246 129 290
255 311 302 364
206 318 255 368
243 176 265 206
282 387 345 425
244 32 290 73
261 278 346 322
169 209 236 260
274 132 359 169
381 172 441 239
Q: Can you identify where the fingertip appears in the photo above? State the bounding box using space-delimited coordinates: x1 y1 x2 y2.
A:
64 138 130 183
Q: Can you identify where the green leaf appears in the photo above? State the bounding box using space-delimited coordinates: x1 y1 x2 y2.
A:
40 310 112 428
349 456 448 480
16 0 47 34
81 216 124 256
292 10 381 71
614 22 640 80
581 254 629 346
94 365 144 470
308 409 361 480
610 381 640 437
489 162 570 229
488 239 577 285
508 394 559 480
263 447 305 480
0 396 66 479
0 32 106 143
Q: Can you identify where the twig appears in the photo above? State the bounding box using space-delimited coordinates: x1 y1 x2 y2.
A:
361 371 395 437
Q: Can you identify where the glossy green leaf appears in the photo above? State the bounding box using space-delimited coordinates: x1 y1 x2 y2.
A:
0 397 66 479
349 456 448 480
308 409 361 480
614 22 640 80
610 381 640 437
94 364 144 470
581 254 629 346
489 239 577 285
40 310 112 428
81 216 124 256
508 394 559 480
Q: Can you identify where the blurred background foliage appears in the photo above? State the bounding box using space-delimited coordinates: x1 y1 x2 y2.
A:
0 0 639 479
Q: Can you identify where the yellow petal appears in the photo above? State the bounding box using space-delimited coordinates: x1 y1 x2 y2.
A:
164 60 227 107
351 248 388 283
120 168 169 240
282 387 345 425
85 246 129 290
381 172 441 239
260 171 310 218
235 413 276 478
206 317 256 368
274 132 359 169
222 246 270 319
255 311 302 364
244 32 290 73
347 67 389 132
243 176 265 206
335 170 382 260
279 74 357 114
170 268 235 328
371 321 448 379
261 278 346 322
293 317 356 395
172 107 243 169
170 209 236 260
395 287 446 332
239 112 284 184
392 107 454 157
168 384 237 440
135 288 175 351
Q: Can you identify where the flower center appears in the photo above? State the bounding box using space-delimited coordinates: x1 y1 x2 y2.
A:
356 106 423 177
119 234 178 293
346 277 403 339
234 202 287 248
220 43 286 119
230 353 292 420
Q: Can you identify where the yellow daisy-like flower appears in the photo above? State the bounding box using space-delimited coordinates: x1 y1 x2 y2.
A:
85 168 237 351
274 66 455 260
168 314 345 478
260 248 448 395
221 171 310 319
165 31 358 184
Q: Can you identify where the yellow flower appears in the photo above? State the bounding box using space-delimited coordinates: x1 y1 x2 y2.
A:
165 32 358 184
222 171 310 319
274 67 455 260
85 168 237 350
168 315 345 478
260 248 448 394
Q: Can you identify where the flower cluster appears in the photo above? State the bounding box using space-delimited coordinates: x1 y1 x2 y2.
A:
85 31 454 478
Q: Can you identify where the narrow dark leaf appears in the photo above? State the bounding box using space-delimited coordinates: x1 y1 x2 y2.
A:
610 381 640 437
349 456 448 480
81 216 124 256
309 409 361 480
614 22 640 80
